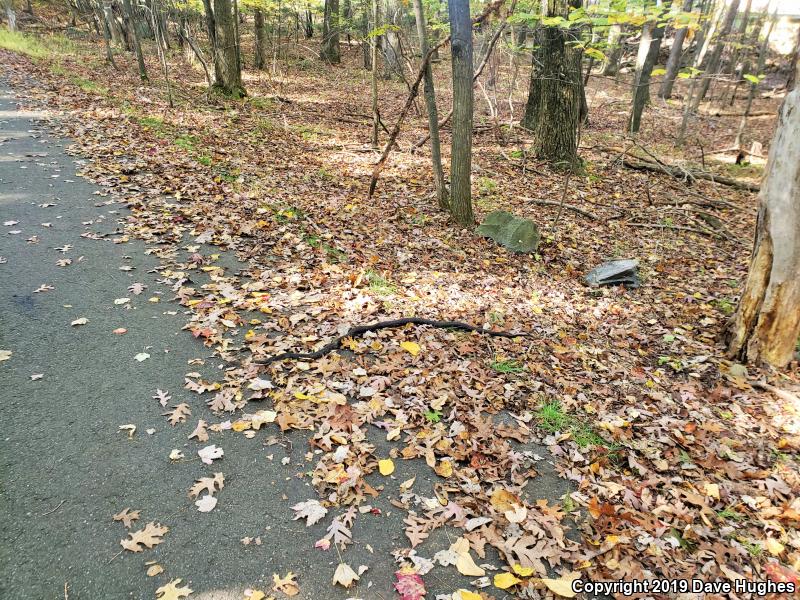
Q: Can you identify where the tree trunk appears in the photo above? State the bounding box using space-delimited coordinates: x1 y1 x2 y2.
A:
523 0 583 167
695 0 739 105
726 64 800 368
659 0 693 99
96 0 118 68
370 0 379 146
735 8 775 149
205 0 245 95
122 0 148 81
254 8 267 69
600 24 622 76
628 11 667 134
412 0 447 209
787 27 800 91
448 0 474 226
3 0 16 31
320 0 341 63
382 0 402 75
305 8 313 37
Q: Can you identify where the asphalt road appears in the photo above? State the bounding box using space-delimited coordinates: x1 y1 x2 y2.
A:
0 79 575 600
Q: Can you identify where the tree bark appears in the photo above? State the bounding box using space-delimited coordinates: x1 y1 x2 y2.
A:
734 9 775 149
122 0 148 81
412 0 447 209
600 24 622 76
204 0 245 95
254 9 267 69
320 0 341 63
522 0 583 167
448 0 474 226
628 9 668 134
695 0 739 105
3 0 16 31
659 0 693 99
371 0 379 146
726 64 800 368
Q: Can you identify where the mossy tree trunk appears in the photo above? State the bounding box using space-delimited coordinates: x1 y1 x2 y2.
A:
725 65 800 368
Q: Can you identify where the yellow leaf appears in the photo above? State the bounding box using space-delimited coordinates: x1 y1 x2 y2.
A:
452 537 485 577
378 458 395 476
454 591 482 600
400 341 421 356
155 579 192 600
540 572 581 598
246 591 266 600
146 564 164 577
765 537 785 556
704 482 720 499
332 562 359 588
435 460 453 478
512 564 534 577
232 420 251 432
494 572 523 589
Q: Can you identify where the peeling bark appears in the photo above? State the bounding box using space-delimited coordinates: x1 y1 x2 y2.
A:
726 67 800 367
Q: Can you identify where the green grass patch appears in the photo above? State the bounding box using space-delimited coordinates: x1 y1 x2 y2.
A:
490 359 524 374
69 75 107 95
535 400 611 449
366 270 397 296
0 30 74 59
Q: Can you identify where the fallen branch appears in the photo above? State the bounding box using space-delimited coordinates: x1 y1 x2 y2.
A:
626 222 723 238
253 317 532 366
622 158 760 192
526 199 598 220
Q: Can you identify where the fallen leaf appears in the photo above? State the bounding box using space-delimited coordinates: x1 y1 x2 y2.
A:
134 352 150 362
120 522 168 552
451 537 485 576
189 473 225 498
113 328 127 335
195 494 218 512
118 424 136 439
155 578 192 599
188 419 209 442
332 562 359 588
539 572 581 598
378 458 395 476
113 508 140 528
164 403 191 426
292 499 328 526
0 350 11 362
272 571 299 597
765 537 785 556
169 449 184 461
494 572 523 589
146 563 164 577
30 373 43 380
400 341 421 356
71 318 88 326
114 297 130 305
198 444 223 464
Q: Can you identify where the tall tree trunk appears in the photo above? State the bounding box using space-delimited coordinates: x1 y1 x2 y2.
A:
320 0 341 63
254 8 267 69
412 0 447 209
787 27 800 91
628 9 667 134
205 0 245 95
122 0 148 81
735 8 775 149
305 8 313 37
600 24 622 76
448 0 474 226
659 0 693 99
370 0 379 146
96 0 118 68
3 0 16 31
382 0 402 75
523 0 583 167
695 0 739 105
725 62 800 368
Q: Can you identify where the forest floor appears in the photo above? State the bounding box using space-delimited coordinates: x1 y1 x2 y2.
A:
1 24 799 600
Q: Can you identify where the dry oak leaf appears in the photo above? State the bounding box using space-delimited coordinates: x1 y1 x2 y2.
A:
188 419 209 442
120 522 169 552
164 403 191 426
272 571 299 597
155 578 192 600
198 444 224 465
332 562 359 588
188 473 225 498
112 507 140 529
195 494 218 513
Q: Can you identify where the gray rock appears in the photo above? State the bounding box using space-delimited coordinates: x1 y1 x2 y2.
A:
584 259 640 288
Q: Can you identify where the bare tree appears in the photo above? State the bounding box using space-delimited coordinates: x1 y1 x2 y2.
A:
659 0 693 99
726 61 800 368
